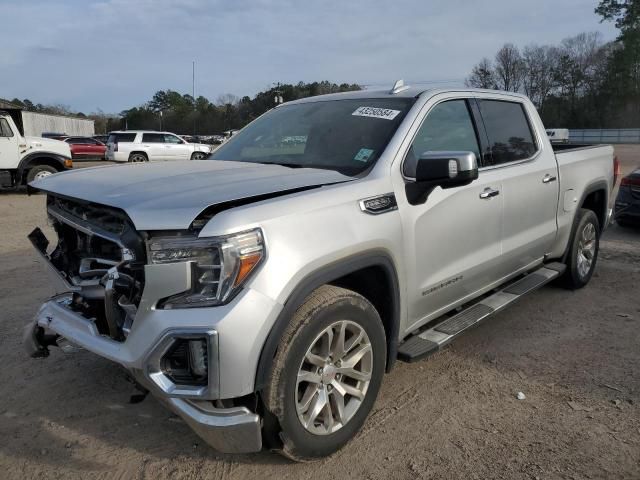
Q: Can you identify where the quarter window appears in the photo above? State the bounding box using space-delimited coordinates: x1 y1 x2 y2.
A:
0 119 14 137
478 100 537 166
404 100 480 176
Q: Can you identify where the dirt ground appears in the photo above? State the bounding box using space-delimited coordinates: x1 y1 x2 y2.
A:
0 147 639 479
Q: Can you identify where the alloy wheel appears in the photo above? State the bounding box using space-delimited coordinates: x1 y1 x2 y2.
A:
576 222 596 279
295 320 373 435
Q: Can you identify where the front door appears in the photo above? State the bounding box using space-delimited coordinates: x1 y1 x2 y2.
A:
163 134 191 160
396 98 505 331
0 118 20 170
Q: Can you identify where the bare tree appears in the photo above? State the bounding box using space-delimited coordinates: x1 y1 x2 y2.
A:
522 45 560 111
216 93 240 106
494 43 525 92
465 58 496 89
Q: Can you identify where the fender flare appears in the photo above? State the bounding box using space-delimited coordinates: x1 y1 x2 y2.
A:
253 250 401 392
561 179 609 263
18 151 70 180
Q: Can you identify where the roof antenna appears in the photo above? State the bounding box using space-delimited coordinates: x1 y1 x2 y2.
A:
390 79 410 94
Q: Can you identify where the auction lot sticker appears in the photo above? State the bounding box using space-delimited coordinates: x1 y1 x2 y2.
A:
352 106 401 120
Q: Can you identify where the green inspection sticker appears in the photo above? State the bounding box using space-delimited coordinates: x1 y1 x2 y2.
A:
354 148 374 162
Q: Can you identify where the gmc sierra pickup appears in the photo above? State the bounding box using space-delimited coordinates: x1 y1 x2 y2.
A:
24 84 616 461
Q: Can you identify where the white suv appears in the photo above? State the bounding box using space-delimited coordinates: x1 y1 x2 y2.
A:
106 131 213 162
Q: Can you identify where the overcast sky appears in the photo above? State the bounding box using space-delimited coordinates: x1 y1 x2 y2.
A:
0 0 617 113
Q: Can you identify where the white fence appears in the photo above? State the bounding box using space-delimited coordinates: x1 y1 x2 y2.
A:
569 129 640 144
21 111 94 137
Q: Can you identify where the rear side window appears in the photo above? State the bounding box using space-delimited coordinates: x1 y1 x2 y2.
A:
478 100 537 166
142 133 165 143
0 118 14 137
108 133 137 143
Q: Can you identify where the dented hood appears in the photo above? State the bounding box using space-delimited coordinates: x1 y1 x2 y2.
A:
32 160 353 230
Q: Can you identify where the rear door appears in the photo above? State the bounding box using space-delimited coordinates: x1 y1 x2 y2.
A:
397 96 505 329
0 118 20 169
476 96 559 275
141 133 169 160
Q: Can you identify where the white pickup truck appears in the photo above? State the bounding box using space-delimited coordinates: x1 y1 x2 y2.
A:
0 112 72 188
25 85 617 460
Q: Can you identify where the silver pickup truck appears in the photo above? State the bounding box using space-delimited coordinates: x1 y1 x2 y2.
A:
24 84 616 461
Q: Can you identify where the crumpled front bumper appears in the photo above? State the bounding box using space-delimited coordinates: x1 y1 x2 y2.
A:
25 296 263 453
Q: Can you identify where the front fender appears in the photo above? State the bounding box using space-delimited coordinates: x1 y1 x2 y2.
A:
18 151 72 178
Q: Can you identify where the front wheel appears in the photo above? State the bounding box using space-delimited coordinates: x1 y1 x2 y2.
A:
263 285 386 461
561 208 600 289
26 165 58 183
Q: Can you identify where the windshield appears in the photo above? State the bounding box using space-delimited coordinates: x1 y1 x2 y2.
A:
209 98 415 175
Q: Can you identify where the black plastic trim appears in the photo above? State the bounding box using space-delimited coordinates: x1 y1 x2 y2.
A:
560 180 609 263
253 250 401 392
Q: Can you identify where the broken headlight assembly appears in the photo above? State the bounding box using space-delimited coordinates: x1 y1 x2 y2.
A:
147 229 264 308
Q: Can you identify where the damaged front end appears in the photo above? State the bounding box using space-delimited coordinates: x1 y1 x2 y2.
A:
26 194 147 355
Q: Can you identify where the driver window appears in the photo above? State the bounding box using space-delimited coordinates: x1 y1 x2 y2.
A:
0 119 14 137
164 134 184 144
404 100 480 176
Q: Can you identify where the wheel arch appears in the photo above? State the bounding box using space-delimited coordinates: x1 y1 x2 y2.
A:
254 251 401 392
17 152 69 184
128 151 148 160
561 180 608 263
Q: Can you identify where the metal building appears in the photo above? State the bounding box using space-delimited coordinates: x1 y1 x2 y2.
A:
0 100 94 137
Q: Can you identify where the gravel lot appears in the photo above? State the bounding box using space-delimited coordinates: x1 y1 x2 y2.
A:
0 147 639 479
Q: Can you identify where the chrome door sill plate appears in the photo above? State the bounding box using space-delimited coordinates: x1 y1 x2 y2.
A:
398 262 565 363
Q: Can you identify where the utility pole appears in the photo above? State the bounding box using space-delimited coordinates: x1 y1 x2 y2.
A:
192 60 196 136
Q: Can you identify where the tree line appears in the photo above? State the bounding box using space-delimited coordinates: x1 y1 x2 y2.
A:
466 0 639 128
2 81 361 135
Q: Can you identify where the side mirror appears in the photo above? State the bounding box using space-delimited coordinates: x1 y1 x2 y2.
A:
413 151 479 189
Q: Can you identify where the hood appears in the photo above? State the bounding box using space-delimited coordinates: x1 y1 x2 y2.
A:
32 160 354 230
25 136 71 158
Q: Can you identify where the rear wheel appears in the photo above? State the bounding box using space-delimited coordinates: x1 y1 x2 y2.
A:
561 208 600 289
128 152 148 163
26 165 57 183
263 285 386 461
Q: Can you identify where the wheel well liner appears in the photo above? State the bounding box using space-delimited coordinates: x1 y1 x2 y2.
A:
254 251 401 392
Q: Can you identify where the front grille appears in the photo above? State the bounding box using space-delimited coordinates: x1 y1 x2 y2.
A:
46 195 146 340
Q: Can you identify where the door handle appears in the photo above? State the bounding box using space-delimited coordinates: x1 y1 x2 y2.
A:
479 187 500 199
542 174 557 183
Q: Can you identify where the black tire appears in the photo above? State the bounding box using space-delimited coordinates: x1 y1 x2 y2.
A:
26 164 58 184
263 285 386 461
561 208 600 289
128 152 148 163
191 152 207 160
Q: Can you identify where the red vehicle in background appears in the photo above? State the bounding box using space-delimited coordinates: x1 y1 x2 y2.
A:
63 136 107 160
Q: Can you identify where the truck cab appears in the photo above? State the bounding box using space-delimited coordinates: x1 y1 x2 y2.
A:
0 112 72 188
